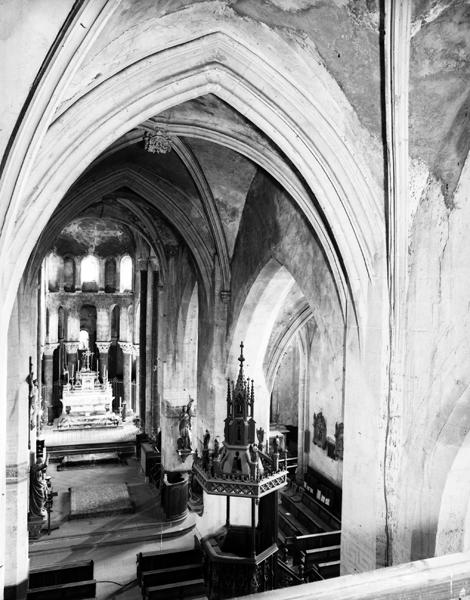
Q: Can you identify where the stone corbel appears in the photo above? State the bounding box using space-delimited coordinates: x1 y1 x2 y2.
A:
132 344 140 358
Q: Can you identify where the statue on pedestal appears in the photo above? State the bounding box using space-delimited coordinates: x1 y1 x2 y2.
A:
177 398 194 451
29 458 48 519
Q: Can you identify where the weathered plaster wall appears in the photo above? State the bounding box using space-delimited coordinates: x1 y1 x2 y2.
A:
271 341 300 426
410 1 470 204
399 151 470 561
308 326 344 487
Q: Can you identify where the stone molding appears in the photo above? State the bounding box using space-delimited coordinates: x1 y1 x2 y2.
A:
6 461 29 485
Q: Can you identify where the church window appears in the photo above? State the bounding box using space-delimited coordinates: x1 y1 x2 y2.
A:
120 255 133 292
81 255 99 291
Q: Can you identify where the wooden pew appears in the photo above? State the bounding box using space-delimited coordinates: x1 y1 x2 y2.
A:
27 579 97 600
28 560 94 589
136 548 202 587
143 577 206 600
289 530 341 564
141 563 203 588
281 493 325 533
317 559 341 579
301 544 341 568
301 492 341 530
279 506 307 538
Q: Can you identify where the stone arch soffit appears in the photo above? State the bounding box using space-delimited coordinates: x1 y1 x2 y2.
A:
433 387 470 556
3 30 382 337
264 303 314 393
226 259 297 383
43 167 212 300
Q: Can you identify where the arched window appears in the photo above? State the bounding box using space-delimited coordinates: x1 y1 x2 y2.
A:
120 255 133 292
81 255 99 292
79 329 89 350
105 258 117 293
63 257 75 292
47 253 61 292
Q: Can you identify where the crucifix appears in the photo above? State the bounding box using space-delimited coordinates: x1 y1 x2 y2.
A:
83 349 94 371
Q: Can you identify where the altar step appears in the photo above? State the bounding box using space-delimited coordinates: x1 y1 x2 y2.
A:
47 440 136 463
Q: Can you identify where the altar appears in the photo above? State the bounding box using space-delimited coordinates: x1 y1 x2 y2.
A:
57 350 120 430
63 371 113 415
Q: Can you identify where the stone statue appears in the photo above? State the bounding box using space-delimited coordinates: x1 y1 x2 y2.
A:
29 378 38 431
203 429 210 450
334 421 344 460
256 427 265 449
313 411 327 450
29 458 47 519
272 435 280 454
213 437 220 458
177 397 194 451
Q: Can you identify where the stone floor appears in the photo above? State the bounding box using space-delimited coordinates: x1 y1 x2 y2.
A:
29 457 197 600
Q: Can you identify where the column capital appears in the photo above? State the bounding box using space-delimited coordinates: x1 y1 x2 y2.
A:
64 341 79 354
96 341 111 354
43 343 59 357
119 341 134 355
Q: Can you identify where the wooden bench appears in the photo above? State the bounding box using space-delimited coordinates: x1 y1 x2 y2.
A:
301 544 341 572
143 577 206 600
27 579 96 600
288 530 341 564
281 493 325 533
301 492 341 530
137 548 202 587
317 559 340 579
279 506 308 538
141 563 203 588
28 560 94 589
